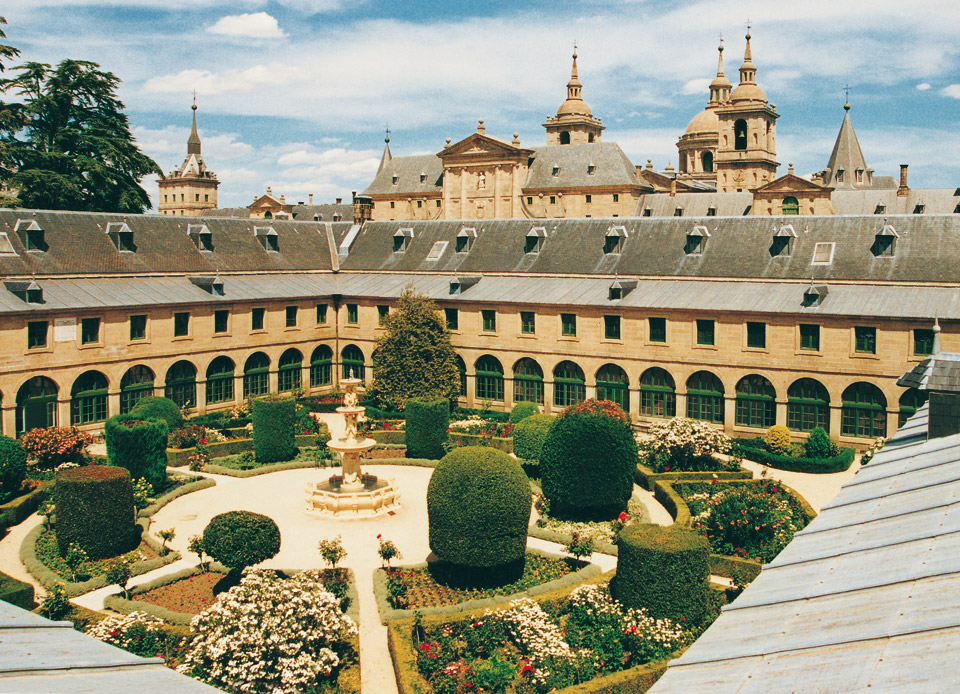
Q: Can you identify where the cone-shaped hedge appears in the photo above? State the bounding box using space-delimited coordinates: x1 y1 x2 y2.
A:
611 523 712 625
252 395 296 463
203 510 281 572
428 446 532 572
104 414 169 490
55 465 137 559
405 398 449 460
129 395 183 431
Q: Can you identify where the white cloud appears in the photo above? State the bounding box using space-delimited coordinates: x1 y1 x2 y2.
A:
143 64 307 95
940 84 960 99
917 82 932 90
682 78 711 95
208 12 286 39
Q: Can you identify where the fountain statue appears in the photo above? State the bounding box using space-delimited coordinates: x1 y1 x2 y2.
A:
305 375 401 517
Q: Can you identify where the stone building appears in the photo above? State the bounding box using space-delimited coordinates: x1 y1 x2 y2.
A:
157 101 219 216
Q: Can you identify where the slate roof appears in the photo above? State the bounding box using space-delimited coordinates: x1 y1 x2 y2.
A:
523 143 651 191
897 352 960 391
202 203 353 221
649 400 960 694
0 600 222 693
635 192 753 217
362 153 444 196
832 188 960 215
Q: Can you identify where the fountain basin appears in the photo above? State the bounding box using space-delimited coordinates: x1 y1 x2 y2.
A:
305 477 401 518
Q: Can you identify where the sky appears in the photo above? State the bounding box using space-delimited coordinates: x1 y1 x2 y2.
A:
3 0 960 210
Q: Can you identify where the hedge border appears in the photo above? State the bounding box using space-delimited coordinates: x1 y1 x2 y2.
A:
730 439 856 474
138 475 215 518
634 464 753 491
0 482 51 528
447 431 513 453
204 458 323 478
525 491 653 557
0 569 35 610
372 546 602 624
386 569 676 694
167 434 319 467
368 430 406 445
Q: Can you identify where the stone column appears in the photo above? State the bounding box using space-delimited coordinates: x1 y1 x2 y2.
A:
108 390 121 418
57 397 70 429
2 405 16 437
268 368 279 395
629 388 641 419
675 390 687 419
776 399 788 428
886 408 899 439
233 374 244 404
459 167 467 220
829 404 843 439
723 395 737 434
544 381 555 414
465 373 476 409
195 378 207 414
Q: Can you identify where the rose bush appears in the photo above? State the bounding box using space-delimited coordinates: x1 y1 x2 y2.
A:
643 417 732 473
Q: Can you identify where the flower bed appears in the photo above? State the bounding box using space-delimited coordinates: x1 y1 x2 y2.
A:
363 444 408 459
731 437 856 474
528 492 648 556
33 526 159 581
167 433 324 467
634 463 752 491
387 574 692 694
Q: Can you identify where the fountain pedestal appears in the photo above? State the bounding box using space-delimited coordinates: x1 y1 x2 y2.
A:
305 378 401 518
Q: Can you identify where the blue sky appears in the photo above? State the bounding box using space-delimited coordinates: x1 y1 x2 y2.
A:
4 0 960 209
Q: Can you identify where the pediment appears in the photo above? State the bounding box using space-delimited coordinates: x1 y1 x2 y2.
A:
438 132 534 160
753 173 833 194
248 194 286 209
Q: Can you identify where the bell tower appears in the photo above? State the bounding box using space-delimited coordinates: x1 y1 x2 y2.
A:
543 47 604 146
158 96 220 216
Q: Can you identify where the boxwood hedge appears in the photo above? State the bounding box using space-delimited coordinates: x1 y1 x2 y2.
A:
129 396 183 431
731 437 855 474
512 414 555 462
202 510 281 573
509 401 540 423
252 395 296 463
405 398 449 460
0 435 27 504
55 465 137 560
105 414 169 490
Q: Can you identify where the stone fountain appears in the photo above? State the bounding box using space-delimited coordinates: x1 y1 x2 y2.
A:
305 376 401 517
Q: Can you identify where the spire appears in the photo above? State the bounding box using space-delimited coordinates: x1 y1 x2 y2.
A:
377 126 392 174
824 101 870 189
739 28 757 85
567 45 582 101
708 40 732 105
187 93 201 155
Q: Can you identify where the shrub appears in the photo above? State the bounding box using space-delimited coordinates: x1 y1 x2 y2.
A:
129 396 183 431
645 417 731 473
177 569 357 692
294 402 321 435
730 438 855 474
539 399 636 519
318 536 347 568
55 465 137 560
512 413 555 461
104 414 169 491
405 398 449 460
87 611 166 658
20 427 93 470
509 401 540 423
252 395 296 463
168 424 205 449
427 446 531 573
804 426 839 459
611 524 712 625
0 435 27 503
202 511 281 573
763 425 792 454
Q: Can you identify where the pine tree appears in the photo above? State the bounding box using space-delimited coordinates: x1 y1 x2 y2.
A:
371 286 460 410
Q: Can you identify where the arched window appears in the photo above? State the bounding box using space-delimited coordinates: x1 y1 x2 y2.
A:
640 368 676 419
735 375 776 429
898 388 928 428
17 376 58 434
341 345 365 382
119 365 154 414
559 131 571 145
686 371 724 424
165 361 197 409
782 196 799 215
310 345 333 388
701 151 714 173
455 354 467 397
841 382 887 438
206 357 235 405
243 352 270 398
513 358 544 405
787 378 830 432
596 363 629 412
553 361 586 408
278 348 303 393
734 119 748 150
264 210 272 219
71 371 108 425
475 355 504 402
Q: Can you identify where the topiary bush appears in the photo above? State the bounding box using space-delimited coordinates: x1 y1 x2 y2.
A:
104 414 169 491
512 414 555 461
55 465 137 560
129 396 183 431
763 425 792 454
202 511 281 573
804 426 839 459
539 399 637 520
509 401 540 423
0 435 27 504
611 523 712 625
405 398 449 460
252 395 296 463
427 446 532 584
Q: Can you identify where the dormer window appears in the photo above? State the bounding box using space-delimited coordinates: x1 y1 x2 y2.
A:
419 172 426 183
642 208 652 217
5 279 43 304
913 203 925 214
525 227 546 254
552 165 560 177
187 224 214 251
106 222 136 252
608 279 636 300
587 163 596 175
189 275 224 296
426 240 448 261
333 213 342 221
15 219 47 252
391 174 399 185
449 275 480 295
770 224 796 257
674 207 683 217
803 284 828 307
456 227 476 253
706 206 717 217
856 169 864 184
874 203 886 214
811 241 835 265
604 226 626 255
836 168 844 183
685 225 709 255
393 227 413 252
872 224 898 257
254 226 279 252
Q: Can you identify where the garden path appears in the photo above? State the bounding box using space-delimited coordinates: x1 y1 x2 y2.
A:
0 512 45 593
731 455 862 513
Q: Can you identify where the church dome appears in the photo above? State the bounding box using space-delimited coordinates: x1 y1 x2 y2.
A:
730 82 767 103
685 107 719 135
557 97 592 117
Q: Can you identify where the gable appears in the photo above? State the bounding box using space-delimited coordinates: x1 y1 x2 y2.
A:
439 132 533 160
754 173 833 195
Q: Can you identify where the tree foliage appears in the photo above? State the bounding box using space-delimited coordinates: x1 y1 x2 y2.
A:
371 286 460 409
0 30 160 213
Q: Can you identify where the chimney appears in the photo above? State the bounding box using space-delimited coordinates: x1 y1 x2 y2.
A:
336 197 342 205
897 164 909 197
308 194 314 205
896 320 960 439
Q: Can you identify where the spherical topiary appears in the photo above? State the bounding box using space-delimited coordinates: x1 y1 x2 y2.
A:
428 446 532 573
404 398 449 460
611 523 712 625
804 426 838 460
129 396 183 431
202 511 281 573
252 395 296 463
0 435 27 503
512 414 555 461
55 466 137 560
763 425 792 455
539 399 637 520
509 401 540 423
104 414 169 491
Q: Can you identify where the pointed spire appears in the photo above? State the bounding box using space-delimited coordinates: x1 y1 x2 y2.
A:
187 92 201 155
708 40 732 104
567 44 582 100
824 101 870 189
377 126 392 174
739 28 757 85
934 317 942 355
